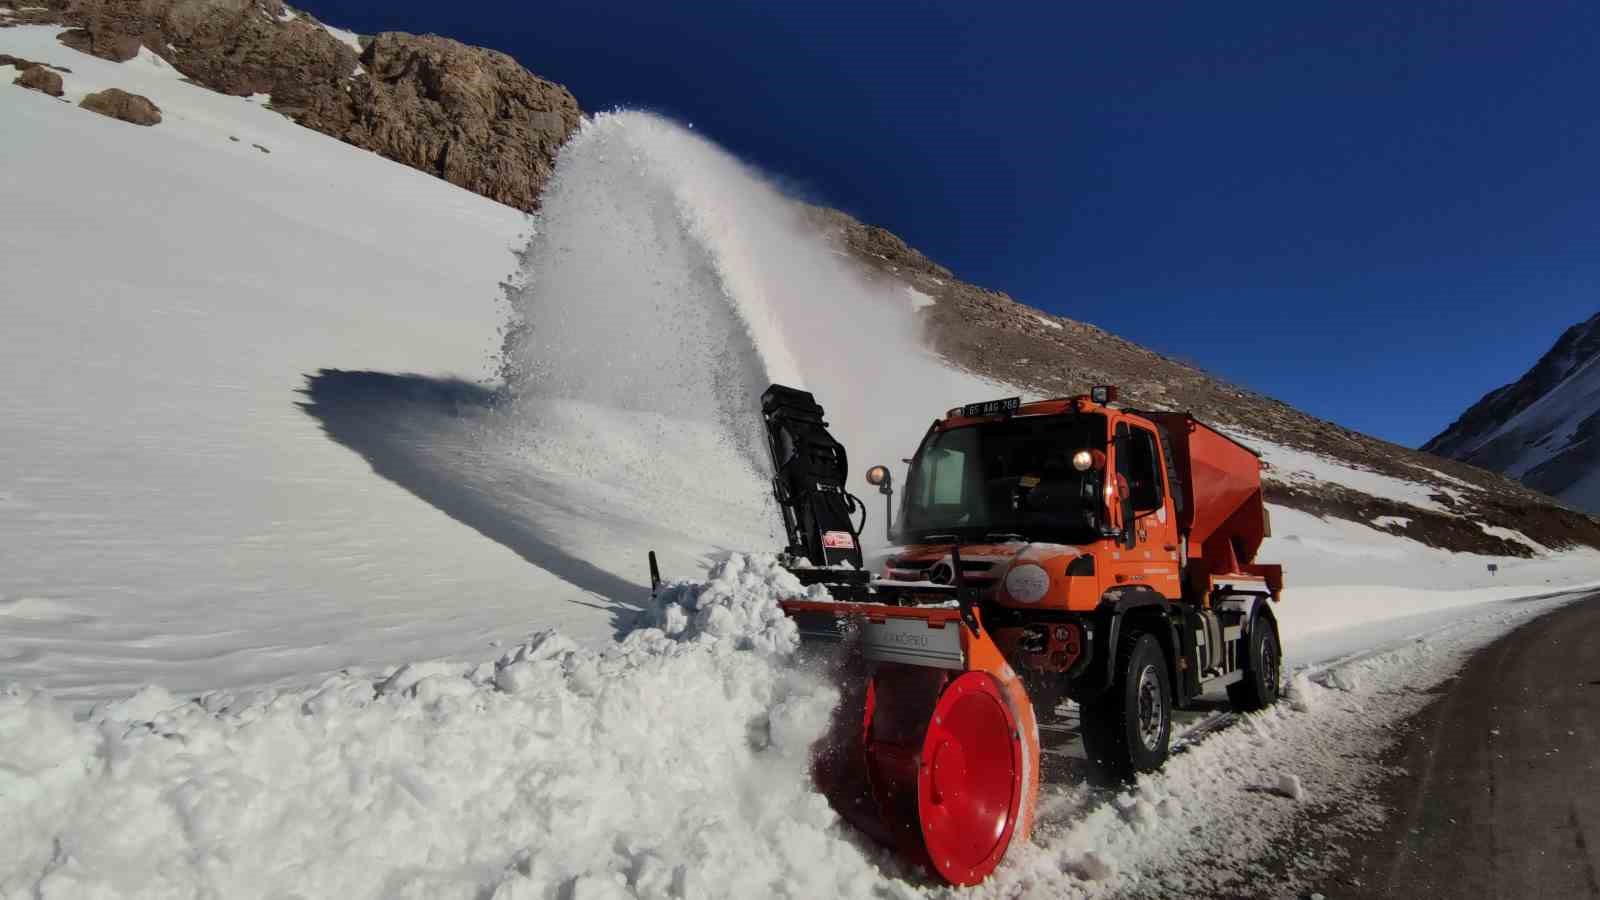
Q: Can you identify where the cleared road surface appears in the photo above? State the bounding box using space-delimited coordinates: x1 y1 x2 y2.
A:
1336 590 1600 898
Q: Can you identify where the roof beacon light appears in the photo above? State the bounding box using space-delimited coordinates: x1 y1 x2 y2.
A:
1090 385 1119 405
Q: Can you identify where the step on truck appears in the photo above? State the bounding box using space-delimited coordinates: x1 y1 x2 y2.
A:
755 383 1285 885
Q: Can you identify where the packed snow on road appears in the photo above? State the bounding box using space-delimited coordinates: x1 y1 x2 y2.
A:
3 23 1599 899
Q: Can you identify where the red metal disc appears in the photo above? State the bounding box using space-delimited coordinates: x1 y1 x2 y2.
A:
916 671 1023 885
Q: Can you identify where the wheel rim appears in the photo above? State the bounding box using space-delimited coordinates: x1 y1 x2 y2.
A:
1261 632 1280 699
1135 664 1164 751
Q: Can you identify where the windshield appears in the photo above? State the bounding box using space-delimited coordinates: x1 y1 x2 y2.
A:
899 413 1108 544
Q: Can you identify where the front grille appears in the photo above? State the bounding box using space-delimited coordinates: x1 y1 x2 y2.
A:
886 557 999 586
888 558 995 574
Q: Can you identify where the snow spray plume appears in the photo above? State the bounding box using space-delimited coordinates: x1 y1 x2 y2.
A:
499 112 973 548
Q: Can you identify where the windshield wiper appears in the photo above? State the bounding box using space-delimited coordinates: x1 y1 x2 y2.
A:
919 533 961 544
984 532 1029 543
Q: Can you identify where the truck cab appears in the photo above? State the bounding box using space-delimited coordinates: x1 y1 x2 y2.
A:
858 387 1283 771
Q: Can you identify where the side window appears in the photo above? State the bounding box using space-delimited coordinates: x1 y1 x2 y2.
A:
927 448 966 505
1128 428 1164 512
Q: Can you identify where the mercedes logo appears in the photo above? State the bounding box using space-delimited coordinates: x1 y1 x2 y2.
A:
928 560 954 585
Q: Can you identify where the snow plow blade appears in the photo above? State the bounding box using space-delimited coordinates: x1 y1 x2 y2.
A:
784 596 1040 886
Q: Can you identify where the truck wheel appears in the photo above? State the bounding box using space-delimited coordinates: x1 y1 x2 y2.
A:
1227 616 1281 712
1081 632 1171 781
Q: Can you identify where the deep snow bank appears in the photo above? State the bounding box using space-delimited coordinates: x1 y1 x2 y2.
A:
6 558 1592 899
0 556 896 900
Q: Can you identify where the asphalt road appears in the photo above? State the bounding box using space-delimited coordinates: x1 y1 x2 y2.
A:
1335 590 1600 899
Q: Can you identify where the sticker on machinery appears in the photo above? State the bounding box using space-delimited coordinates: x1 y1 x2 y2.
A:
822 530 856 549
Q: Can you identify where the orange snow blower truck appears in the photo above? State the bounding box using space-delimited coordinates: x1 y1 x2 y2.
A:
756 383 1284 885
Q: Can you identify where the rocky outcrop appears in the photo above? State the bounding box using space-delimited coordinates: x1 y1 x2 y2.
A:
2 53 47 69
13 62 64 95
57 23 140 61
292 33 581 212
80 86 160 124
23 0 581 210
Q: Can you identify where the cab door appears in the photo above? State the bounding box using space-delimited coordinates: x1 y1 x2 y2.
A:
1109 421 1182 598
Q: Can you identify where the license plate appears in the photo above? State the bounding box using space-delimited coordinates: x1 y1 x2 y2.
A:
961 396 1021 417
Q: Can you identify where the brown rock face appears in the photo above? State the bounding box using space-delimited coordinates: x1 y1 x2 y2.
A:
295 33 581 211
51 0 360 93
58 25 142 62
33 0 581 210
13 64 65 96
80 87 161 124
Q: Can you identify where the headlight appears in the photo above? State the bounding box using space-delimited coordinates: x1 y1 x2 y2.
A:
1004 563 1051 604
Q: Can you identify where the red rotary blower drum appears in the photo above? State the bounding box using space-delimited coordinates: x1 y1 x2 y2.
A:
853 665 1037 885
917 671 1028 884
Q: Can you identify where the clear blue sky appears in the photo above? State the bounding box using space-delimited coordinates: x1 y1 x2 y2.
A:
303 0 1599 447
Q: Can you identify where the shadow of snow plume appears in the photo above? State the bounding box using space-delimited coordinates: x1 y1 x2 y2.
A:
297 368 650 636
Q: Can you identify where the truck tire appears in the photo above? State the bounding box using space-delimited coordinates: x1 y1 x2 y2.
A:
1080 631 1171 781
1227 615 1281 712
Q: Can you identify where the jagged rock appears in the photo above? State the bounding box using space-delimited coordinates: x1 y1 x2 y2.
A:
58 25 141 61
0 53 68 73
13 63 64 96
293 32 581 211
0 0 64 26
80 87 161 124
35 0 580 210
51 0 358 92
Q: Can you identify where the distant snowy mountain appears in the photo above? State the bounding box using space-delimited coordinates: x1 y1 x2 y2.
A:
1424 312 1600 513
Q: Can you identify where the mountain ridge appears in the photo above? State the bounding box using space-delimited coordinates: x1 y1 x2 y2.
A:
1423 312 1600 513
8 0 1599 554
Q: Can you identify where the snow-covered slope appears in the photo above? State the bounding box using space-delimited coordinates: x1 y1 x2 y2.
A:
4 22 1600 899
1424 311 1600 513
1 27 596 703
0 25 993 705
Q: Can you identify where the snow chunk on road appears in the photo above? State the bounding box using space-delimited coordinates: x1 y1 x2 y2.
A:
1066 850 1118 881
1277 773 1307 802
